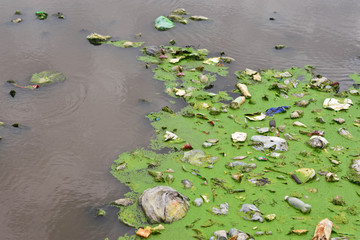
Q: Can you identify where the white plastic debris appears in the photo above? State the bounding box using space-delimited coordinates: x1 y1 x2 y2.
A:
323 98 353 111
231 132 247 143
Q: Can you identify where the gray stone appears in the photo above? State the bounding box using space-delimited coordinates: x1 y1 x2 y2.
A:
139 186 190 223
113 198 134 206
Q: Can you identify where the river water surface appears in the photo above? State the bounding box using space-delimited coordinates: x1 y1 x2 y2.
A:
1 0 360 239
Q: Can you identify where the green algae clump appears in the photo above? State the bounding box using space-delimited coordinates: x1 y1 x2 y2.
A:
30 71 66 85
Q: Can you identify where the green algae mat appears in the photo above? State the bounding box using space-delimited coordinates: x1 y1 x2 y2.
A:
110 45 360 239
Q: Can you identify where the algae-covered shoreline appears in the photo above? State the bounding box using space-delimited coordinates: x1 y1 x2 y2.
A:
109 45 360 239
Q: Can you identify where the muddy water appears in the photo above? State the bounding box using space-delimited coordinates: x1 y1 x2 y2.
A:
0 0 359 239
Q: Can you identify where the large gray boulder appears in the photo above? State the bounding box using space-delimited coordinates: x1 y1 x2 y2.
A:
139 186 190 223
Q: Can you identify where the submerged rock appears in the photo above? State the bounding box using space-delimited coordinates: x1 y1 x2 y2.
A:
154 16 174 31
145 46 161 56
171 8 187 15
86 33 111 45
139 186 190 223
189 15 209 21
168 14 188 24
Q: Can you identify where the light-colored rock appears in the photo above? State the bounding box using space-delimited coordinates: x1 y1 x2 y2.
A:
139 186 190 223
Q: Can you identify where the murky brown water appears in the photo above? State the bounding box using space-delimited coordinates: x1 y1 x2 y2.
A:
1 0 360 239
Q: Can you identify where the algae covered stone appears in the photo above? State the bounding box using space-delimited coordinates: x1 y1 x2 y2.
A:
30 71 66 85
139 186 190 223
154 16 174 31
86 33 112 45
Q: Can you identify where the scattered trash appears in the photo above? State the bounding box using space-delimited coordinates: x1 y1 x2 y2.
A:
332 195 345 206
323 98 353 111
307 136 328 149
181 179 193 189
107 40 144 48
310 77 333 91
250 135 288 151
284 196 311 213
194 198 204 207
139 186 190 223
293 121 307 127
230 96 246 109
154 16 174 31
86 33 112 45
236 83 252 98
97 208 106 216
312 218 333 240
172 8 187 15
291 229 308 235
245 112 266 121
315 116 326 123
182 149 217 167
265 106 290 116
163 131 179 141
239 204 263 222
36 11 48 20
52 12 65 19
290 173 302 184
168 15 188 24
231 132 247 143
295 100 310 107
290 110 304 119
11 18 22 23
265 214 276 221
325 172 339 182
111 47 360 239
212 203 229 215
338 127 353 139
295 168 316 183
257 127 269 134
333 118 345 124
136 226 152 238
275 44 286 50
189 16 209 21
231 173 243 182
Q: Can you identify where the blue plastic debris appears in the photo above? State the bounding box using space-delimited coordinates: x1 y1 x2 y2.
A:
265 106 290 117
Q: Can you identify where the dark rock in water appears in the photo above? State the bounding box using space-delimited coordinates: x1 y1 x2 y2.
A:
10 90 16 98
139 186 190 223
145 46 161 56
